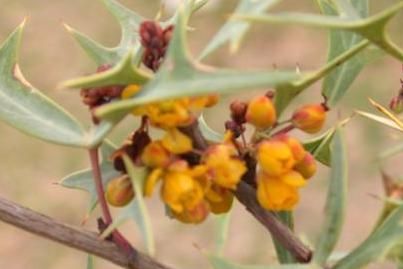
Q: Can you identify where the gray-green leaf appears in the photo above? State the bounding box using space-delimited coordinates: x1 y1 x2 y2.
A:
314 127 348 265
0 21 86 147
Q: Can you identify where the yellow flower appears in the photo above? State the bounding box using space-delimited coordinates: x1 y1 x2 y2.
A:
245 95 276 129
276 134 306 163
257 172 299 211
294 153 317 179
161 171 204 213
161 128 193 154
144 168 163 197
144 99 193 128
105 175 135 207
204 144 247 189
172 201 210 224
280 170 306 187
141 141 171 168
189 94 219 109
292 104 326 134
205 184 234 214
257 140 295 177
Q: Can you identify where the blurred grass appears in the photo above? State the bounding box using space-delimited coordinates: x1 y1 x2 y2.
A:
0 0 402 268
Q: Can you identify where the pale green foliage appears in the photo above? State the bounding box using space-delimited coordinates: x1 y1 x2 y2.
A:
0 0 402 268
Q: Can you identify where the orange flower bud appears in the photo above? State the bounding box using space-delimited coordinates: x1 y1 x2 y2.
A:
172 201 210 224
121 84 141 99
294 153 317 179
257 140 295 177
292 104 326 134
161 128 193 154
161 172 204 213
257 172 299 211
245 95 276 129
141 141 171 168
105 175 135 207
275 134 306 162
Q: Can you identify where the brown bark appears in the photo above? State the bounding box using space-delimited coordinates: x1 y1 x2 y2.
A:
0 196 173 269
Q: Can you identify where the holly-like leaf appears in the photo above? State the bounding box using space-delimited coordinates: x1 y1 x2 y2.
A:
0 21 87 147
318 0 381 107
101 156 155 256
95 8 300 122
314 127 348 265
199 0 281 59
65 0 208 65
274 39 369 115
236 1 403 61
333 205 403 269
207 253 315 269
60 141 119 211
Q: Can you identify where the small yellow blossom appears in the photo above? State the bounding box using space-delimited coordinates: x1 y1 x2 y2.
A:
245 95 276 129
172 201 210 224
141 141 171 168
257 172 299 211
292 104 326 134
280 170 306 187
205 184 234 214
161 171 204 213
161 128 193 154
204 144 247 189
276 134 306 163
144 168 163 197
257 140 295 177
294 153 317 179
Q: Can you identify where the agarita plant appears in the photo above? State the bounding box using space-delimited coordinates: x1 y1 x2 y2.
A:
0 0 402 268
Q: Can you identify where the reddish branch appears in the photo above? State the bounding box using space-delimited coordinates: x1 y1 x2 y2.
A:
0 196 173 269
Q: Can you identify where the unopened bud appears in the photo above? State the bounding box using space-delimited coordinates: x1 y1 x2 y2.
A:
225 120 244 138
245 95 276 129
106 175 135 207
292 104 326 134
230 100 248 124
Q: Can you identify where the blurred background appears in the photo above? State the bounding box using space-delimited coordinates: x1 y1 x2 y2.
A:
0 0 402 268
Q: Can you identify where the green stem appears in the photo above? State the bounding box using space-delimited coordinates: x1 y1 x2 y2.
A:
272 211 295 264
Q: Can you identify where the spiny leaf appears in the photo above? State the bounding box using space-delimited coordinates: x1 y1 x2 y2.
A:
65 0 208 65
318 0 381 107
314 127 348 265
101 156 155 256
199 0 282 59
95 8 300 122
236 2 403 61
333 205 403 269
368 98 403 130
207 253 315 269
60 141 119 212
274 39 369 115
0 21 88 147
62 51 151 89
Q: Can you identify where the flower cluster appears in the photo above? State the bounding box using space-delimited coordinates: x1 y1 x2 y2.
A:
238 93 326 211
141 132 246 224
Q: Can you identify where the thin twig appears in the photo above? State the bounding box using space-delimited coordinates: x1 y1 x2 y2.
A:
0 196 173 269
88 148 132 254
